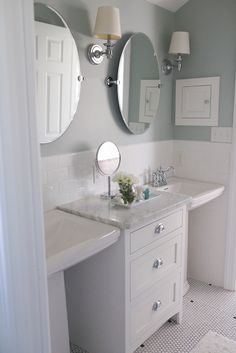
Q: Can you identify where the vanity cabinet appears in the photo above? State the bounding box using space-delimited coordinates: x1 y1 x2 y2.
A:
64 205 187 353
128 208 184 351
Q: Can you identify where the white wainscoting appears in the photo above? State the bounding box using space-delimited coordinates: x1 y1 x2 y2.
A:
173 140 232 287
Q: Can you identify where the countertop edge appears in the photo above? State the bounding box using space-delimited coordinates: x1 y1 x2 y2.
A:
58 196 191 230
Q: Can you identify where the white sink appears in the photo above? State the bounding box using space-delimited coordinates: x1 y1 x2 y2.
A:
44 209 120 275
153 177 225 210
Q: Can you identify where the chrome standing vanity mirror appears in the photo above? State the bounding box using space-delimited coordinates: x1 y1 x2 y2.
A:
34 3 83 144
116 32 160 135
95 141 121 198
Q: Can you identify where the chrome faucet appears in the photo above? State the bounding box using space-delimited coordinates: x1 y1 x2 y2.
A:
152 166 175 187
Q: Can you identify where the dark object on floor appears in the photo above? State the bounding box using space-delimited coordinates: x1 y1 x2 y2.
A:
70 342 89 353
134 279 236 353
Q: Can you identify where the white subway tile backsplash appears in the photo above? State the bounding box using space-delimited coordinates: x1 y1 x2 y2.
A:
41 139 231 214
41 141 174 211
58 153 76 168
41 170 48 186
59 179 81 194
173 140 232 184
42 155 60 171
47 168 68 185
42 183 60 211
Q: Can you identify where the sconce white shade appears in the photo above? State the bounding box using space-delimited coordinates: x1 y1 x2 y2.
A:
93 6 121 41
168 31 190 54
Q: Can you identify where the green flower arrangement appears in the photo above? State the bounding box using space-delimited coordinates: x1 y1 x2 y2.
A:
112 172 139 205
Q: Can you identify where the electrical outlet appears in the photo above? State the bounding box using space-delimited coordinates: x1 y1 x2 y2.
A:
211 127 232 143
175 151 183 167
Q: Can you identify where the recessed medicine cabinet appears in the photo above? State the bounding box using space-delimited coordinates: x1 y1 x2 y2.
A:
175 76 220 126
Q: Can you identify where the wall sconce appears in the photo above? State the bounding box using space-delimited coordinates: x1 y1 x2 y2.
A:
87 6 121 65
162 31 190 75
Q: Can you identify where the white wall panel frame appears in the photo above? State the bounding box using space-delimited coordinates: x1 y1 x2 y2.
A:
175 77 220 126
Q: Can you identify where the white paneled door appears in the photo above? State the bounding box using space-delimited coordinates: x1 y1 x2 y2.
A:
35 21 78 143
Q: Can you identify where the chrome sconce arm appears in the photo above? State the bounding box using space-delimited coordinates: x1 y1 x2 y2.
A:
88 40 115 65
105 76 120 87
162 54 183 75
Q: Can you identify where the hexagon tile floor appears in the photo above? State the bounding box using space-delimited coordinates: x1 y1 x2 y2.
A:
70 279 236 353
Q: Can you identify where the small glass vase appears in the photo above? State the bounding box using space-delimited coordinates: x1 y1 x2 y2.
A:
119 183 136 205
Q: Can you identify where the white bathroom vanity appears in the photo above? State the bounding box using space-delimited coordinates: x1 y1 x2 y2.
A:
59 192 190 353
45 176 224 353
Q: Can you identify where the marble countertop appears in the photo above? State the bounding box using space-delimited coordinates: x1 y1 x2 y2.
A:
58 191 191 230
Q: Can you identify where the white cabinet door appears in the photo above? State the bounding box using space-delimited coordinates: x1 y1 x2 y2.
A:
175 76 220 126
182 85 211 118
130 234 182 299
35 21 79 143
130 272 181 345
139 80 160 123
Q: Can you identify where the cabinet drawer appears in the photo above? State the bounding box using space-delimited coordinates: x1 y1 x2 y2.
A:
130 235 182 299
130 272 181 344
130 209 183 253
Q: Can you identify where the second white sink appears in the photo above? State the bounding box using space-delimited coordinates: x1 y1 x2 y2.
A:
153 177 224 210
45 210 120 275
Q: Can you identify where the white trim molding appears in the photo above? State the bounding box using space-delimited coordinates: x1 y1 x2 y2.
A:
146 0 189 12
224 75 236 291
0 0 51 352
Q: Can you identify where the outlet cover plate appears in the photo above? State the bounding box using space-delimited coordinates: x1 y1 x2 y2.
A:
211 127 232 143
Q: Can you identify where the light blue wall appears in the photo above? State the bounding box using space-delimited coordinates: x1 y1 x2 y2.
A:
128 34 159 124
39 0 175 156
37 0 236 153
173 0 236 141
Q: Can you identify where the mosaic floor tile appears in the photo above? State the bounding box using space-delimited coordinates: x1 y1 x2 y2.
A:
70 279 236 353
135 279 236 353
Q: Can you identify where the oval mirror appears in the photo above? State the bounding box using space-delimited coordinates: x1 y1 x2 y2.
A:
117 33 160 135
34 3 82 144
96 141 121 176
96 141 121 198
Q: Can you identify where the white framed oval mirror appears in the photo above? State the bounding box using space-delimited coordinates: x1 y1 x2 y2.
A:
34 3 82 144
117 32 160 135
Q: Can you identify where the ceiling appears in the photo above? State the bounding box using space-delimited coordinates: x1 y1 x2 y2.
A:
146 0 189 12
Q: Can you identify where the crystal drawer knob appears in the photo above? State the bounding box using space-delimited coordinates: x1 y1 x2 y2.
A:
153 258 164 269
152 300 162 311
154 223 165 234
78 75 85 82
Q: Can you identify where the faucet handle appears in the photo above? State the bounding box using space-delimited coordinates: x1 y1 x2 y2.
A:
152 166 175 187
167 165 175 175
156 165 175 174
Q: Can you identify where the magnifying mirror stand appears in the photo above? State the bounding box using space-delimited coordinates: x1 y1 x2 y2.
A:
101 176 115 199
